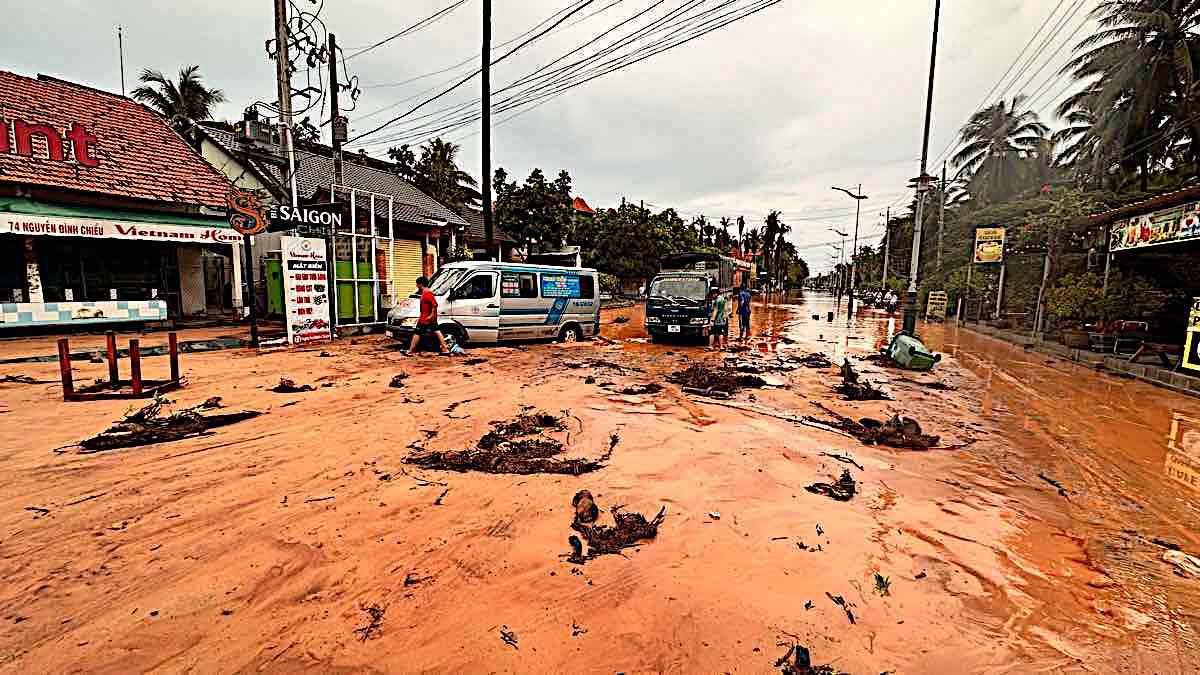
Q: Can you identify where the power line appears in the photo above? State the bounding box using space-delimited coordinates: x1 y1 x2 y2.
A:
346 0 471 60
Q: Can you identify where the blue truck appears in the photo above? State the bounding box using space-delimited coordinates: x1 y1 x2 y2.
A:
644 252 750 344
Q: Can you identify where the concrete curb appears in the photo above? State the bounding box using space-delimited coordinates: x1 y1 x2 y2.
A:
959 323 1200 400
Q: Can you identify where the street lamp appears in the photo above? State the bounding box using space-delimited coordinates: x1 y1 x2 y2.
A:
832 185 868 323
903 0 942 336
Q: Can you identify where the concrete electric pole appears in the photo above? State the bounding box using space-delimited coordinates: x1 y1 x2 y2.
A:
481 0 494 260
273 0 298 204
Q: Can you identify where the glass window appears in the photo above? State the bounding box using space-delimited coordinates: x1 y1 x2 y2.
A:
457 273 495 300
428 269 465 296
579 275 595 299
649 276 707 303
501 272 538 298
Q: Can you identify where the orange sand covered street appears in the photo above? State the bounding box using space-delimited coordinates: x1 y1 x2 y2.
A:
1 294 1198 673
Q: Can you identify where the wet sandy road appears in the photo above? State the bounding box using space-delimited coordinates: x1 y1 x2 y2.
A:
0 295 1197 673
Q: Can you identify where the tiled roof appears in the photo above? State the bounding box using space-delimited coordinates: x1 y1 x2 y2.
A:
572 196 594 214
459 206 516 243
0 71 232 209
199 124 285 190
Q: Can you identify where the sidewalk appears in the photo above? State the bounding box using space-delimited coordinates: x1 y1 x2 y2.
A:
960 321 1200 398
0 326 256 364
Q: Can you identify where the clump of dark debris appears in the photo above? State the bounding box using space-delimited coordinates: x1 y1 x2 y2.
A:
808 404 939 449
75 396 262 453
0 374 54 385
775 643 841 675
353 604 385 641
271 377 314 393
835 360 890 401
388 373 408 388
805 469 857 501
405 409 613 475
616 383 663 395
797 352 833 369
668 363 765 394
567 492 666 563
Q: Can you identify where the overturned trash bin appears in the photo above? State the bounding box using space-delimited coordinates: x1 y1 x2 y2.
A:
886 333 941 371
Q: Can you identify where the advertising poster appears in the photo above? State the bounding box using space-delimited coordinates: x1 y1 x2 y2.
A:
1184 297 1200 373
541 273 581 298
281 236 332 344
973 227 1006 264
1166 412 1200 494
1111 201 1200 252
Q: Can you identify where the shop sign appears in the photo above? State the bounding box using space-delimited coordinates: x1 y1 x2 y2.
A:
541 273 581 298
1111 201 1200 252
926 290 948 320
0 118 99 166
973 227 1005 263
1 213 239 244
1183 297 1200 373
281 235 332 344
267 203 345 235
226 189 269 235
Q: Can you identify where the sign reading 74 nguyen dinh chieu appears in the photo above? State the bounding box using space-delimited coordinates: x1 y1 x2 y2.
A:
1111 201 1200 252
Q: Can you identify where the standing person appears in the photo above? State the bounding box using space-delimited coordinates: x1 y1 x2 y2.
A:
402 276 451 356
709 289 729 349
736 284 752 340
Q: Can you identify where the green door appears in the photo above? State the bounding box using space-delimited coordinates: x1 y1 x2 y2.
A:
335 261 376 322
265 259 284 317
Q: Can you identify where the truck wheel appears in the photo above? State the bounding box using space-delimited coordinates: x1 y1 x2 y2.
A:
558 324 583 343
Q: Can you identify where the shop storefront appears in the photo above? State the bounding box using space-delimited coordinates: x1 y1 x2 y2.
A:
0 70 237 330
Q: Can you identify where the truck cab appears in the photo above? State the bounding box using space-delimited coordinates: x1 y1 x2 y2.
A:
644 272 715 342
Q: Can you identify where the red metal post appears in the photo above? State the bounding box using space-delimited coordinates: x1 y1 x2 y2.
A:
168 332 180 382
57 337 74 401
105 331 119 385
129 339 143 396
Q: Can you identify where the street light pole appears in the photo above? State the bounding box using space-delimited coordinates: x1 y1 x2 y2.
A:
832 185 867 324
903 0 941 336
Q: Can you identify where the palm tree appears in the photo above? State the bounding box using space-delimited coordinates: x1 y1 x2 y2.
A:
413 137 480 213
761 210 783 278
736 216 746 255
131 65 225 133
744 227 761 258
718 217 733 250
951 95 1048 203
1059 1 1200 190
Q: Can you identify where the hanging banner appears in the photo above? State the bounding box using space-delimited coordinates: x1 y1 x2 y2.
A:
1111 201 1200 252
281 236 332 344
1183 297 1200 373
973 227 1006 263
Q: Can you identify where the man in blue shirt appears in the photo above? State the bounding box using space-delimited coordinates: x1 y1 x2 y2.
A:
736 285 752 340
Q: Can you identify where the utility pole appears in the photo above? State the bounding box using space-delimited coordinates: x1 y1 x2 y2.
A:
117 26 126 96
273 0 298 204
937 162 946 270
903 0 941 336
328 33 345 186
881 207 891 284
481 0 494 261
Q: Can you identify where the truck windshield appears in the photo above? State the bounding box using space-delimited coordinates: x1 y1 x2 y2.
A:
649 277 706 304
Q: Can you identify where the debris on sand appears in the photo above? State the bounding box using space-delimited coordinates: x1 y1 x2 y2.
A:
499 626 519 650
24 506 50 518
405 410 609 475
825 592 856 624
819 452 864 471
463 357 488 366
668 364 765 394
798 353 833 369
573 490 599 524
353 604 385 641
1038 472 1069 498
805 470 857 501
835 359 891 401
443 397 480 414
899 377 956 391
271 378 314 393
775 643 840 675
0 374 54 385
388 374 408 389
874 572 892 596
569 498 666 561
617 383 663 395
1164 549 1200 578
808 404 939 449
75 397 262 453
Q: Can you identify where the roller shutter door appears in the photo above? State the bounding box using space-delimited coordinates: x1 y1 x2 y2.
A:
388 238 424 303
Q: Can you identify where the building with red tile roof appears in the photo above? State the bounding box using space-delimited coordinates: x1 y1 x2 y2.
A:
0 70 241 329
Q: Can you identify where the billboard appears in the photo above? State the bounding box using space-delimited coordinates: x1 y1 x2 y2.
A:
281 236 332 344
1111 201 1200 252
1183 297 1200 373
973 227 1005 263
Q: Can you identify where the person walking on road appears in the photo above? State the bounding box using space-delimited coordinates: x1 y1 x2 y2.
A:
736 285 752 341
710 289 729 349
402 276 451 356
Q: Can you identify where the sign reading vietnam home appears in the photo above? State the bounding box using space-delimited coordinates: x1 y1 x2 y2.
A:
281 236 332 344
2 213 240 244
973 227 1006 264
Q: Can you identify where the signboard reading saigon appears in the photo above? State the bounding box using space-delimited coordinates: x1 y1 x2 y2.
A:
281 236 332 344
1110 200 1200 252
973 227 1005 263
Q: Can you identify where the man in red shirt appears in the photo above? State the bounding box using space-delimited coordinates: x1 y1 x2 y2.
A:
403 276 451 355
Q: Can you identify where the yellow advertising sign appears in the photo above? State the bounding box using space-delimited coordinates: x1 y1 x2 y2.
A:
1184 297 1200 373
926 290 948 321
973 227 1005 264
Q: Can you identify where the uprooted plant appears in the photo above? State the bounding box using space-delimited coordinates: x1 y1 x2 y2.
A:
75 394 262 453
807 403 939 449
567 493 666 563
805 469 857 502
405 409 612 475
835 359 890 401
667 364 765 395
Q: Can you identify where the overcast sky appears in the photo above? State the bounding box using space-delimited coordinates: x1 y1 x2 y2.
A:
2 0 1094 273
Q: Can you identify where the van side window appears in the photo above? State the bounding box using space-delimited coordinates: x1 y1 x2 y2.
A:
458 273 494 300
501 272 538 298
578 275 595 299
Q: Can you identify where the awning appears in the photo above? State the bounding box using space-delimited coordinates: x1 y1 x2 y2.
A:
1 196 238 245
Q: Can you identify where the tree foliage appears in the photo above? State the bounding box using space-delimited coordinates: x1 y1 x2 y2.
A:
131 65 225 133
387 138 480 214
492 167 574 254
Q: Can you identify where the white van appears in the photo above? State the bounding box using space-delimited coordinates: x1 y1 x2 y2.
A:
385 261 601 345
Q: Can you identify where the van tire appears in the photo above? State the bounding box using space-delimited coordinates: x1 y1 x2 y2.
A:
558 324 583 343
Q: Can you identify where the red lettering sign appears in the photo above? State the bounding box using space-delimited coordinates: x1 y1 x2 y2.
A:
0 117 98 166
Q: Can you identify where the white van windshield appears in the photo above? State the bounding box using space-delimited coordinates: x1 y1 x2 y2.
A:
427 269 466 296
649 276 706 304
